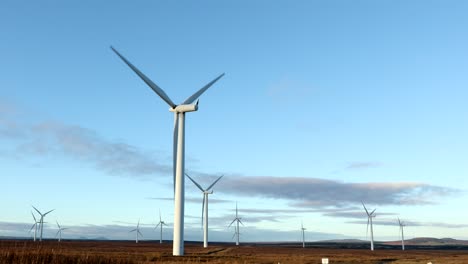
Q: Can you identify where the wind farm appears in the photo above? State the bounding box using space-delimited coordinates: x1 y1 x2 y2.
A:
2 1 468 263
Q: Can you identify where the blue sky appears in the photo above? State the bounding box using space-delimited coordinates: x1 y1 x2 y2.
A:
1 0 468 242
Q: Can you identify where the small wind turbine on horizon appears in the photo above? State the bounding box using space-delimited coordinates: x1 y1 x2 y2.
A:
229 203 243 246
155 210 167 244
301 221 306 248
362 202 376 251
29 212 40 242
186 173 223 248
130 220 143 244
32 206 54 242
111 47 225 256
398 218 406 251
56 221 67 242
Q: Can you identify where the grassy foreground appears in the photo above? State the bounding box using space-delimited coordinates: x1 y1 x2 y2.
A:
1 240 468 264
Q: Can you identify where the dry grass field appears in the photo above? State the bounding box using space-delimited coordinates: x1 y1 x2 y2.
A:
1 240 468 264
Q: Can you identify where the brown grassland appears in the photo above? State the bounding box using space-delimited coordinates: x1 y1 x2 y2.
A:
1 240 468 264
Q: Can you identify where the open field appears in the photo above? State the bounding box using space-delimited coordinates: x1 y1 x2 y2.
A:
1 240 468 264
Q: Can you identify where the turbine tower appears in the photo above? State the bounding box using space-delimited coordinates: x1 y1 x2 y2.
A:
30 212 39 242
229 203 243 246
111 47 224 256
130 219 143 244
32 206 54 242
398 218 406 251
56 221 67 242
301 221 306 248
186 173 223 248
155 210 167 244
362 202 376 251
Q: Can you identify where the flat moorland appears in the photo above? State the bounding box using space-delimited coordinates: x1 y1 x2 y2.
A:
1 240 467 264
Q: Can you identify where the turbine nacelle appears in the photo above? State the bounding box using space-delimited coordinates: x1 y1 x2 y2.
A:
169 102 199 113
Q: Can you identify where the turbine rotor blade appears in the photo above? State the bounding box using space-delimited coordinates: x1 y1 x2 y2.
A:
239 219 244 226
206 175 224 191
110 46 176 108
44 209 54 216
182 73 225 104
185 173 205 192
32 206 42 216
31 212 36 221
228 219 236 227
173 112 178 195
361 202 369 215
201 194 205 228
370 209 376 216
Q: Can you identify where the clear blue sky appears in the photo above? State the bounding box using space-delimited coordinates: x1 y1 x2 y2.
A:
1 0 468 242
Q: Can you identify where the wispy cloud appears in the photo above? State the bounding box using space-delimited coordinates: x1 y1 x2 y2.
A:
346 162 382 170
0 102 171 179
214 175 458 207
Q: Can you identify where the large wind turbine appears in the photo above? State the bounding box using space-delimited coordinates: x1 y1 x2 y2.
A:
186 173 223 248
398 218 406 251
55 221 67 242
111 47 224 256
32 206 54 242
229 203 243 246
301 221 306 248
362 202 376 251
29 212 39 242
130 220 143 244
155 210 167 244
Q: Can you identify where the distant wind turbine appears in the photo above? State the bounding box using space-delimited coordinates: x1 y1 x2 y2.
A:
56 221 67 242
29 212 40 242
301 221 306 248
32 206 54 242
362 202 376 251
186 173 223 248
130 220 143 243
155 210 167 244
398 218 406 251
229 203 243 246
111 47 225 256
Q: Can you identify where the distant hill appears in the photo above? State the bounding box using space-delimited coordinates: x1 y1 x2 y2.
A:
384 237 468 246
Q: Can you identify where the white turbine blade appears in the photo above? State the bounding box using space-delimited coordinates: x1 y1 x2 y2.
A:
44 209 55 216
201 194 205 228
29 223 36 232
185 173 205 192
182 73 225 104
56 230 60 238
366 217 370 238
370 209 376 216
206 175 224 191
155 223 160 229
31 212 36 221
56 221 61 229
173 112 178 194
138 230 143 237
110 46 176 108
32 206 42 216
239 219 244 226
361 202 369 215
228 219 236 227
130 229 137 232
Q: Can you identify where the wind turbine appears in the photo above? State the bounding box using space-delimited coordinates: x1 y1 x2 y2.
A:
362 202 376 251
155 210 167 244
29 212 40 242
56 221 67 242
111 47 224 256
398 218 406 251
229 203 243 246
130 220 143 244
186 173 223 248
301 221 306 248
32 206 54 242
